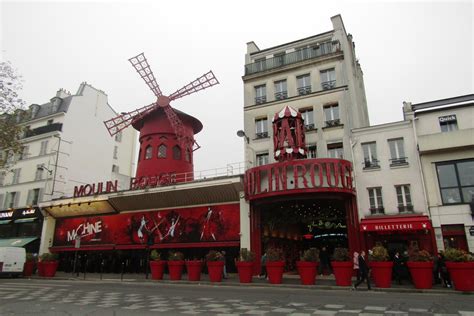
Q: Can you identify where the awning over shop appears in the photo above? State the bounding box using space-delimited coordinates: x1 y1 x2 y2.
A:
0 220 12 225
0 237 38 247
360 215 432 232
50 244 115 252
14 218 38 223
40 198 117 218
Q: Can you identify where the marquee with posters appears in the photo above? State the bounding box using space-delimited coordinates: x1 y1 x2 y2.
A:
52 203 240 250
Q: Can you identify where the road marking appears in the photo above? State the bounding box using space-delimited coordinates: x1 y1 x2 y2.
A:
408 308 428 312
364 306 387 311
272 308 296 313
324 304 344 309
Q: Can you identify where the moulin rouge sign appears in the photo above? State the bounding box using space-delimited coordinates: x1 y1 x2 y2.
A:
73 173 177 198
245 158 354 200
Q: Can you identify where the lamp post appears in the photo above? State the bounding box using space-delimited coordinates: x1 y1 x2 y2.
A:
236 130 255 169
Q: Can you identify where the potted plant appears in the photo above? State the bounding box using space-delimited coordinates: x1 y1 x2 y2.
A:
236 248 255 283
331 247 353 286
407 248 434 289
149 250 166 280
167 251 185 281
296 248 319 285
265 248 285 284
186 257 203 282
369 245 393 288
206 250 225 282
39 253 59 277
23 253 36 277
444 248 474 291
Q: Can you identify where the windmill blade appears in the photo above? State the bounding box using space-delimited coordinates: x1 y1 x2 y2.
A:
103 103 156 136
169 71 219 101
128 53 163 97
161 104 193 151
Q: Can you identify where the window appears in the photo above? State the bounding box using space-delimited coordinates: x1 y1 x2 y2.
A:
145 145 153 159
307 144 317 158
113 146 118 159
300 108 315 130
388 138 407 165
39 140 48 156
112 164 119 173
297 74 311 95
327 143 343 158
19 146 29 160
115 132 122 142
255 85 266 104
362 142 379 168
320 68 336 90
12 168 21 184
255 118 268 138
35 165 44 181
296 47 310 61
256 153 269 166
396 185 413 212
158 144 167 158
274 80 287 100
173 145 181 160
324 104 340 126
436 159 474 204
368 187 384 214
26 188 41 205
4 192 19 209
274 52 285 67
439 115 458 132
185 148 191 162
255 58 266 72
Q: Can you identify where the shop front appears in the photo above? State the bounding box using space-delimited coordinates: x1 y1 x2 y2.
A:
360 215 437 256
0 207 43 254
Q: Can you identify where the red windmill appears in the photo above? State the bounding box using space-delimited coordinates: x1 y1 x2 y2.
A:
104 53 219 181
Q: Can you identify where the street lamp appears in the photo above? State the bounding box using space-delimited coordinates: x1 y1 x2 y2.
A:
236 130 249 144
237 130 255 169
38 164 53 175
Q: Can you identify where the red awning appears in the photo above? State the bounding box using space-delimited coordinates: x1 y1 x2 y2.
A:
360 215 432 232
50 244 115 252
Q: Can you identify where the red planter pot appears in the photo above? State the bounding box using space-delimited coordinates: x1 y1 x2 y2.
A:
236 261 254 283
186 261 203 281
407 261 433 289
332 261 353 286
23 261 35 277
446 261 474 291
168 261 185 281
149 260 166 280
296 261 318 285
207 261 224 282
42 261 59 278
37 261 44 276
370 261 393 288
266 261 285 284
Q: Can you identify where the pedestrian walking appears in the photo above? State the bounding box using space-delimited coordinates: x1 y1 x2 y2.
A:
352 250 371 290
353 251 360 282
437 252 451 288
259 252 267 279
318 246 331 275
393 251 405 285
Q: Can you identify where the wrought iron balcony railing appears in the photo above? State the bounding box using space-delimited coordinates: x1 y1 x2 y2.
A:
390 157 408 166
245 41 341 75
370 207 385 215
255 132 269 139
255 96 267 105
324 119 341 127
304 123 315 131
297 86 312 96
275 91 288 100
321 80 336 90
23 123 63 138
363 159 380 169
398 205 414 213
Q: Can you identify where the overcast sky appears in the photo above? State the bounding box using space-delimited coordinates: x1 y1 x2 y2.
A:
1 0 472 172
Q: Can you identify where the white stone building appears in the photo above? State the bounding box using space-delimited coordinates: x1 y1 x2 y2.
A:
404 94 474 252
0 82 137 209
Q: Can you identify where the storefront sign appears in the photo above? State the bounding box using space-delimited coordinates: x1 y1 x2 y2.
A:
53 203 240 247
22 209 35 216
245 158 354 200
469 226 474 236
360 218 431 232
73 180 118 198
129 173 177 190
0 211 13 219
438 115 456 123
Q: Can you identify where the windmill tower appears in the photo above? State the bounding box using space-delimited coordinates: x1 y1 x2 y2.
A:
104 53 219 182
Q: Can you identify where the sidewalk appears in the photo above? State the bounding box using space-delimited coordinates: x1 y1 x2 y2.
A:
32 271 470 295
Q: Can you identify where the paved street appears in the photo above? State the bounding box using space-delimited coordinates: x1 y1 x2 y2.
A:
0 278 473 316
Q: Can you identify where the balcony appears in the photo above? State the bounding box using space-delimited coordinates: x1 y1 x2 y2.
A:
297 86 312 96
370 207 385 215
275 91 288 100
255 132 268 139
244 41 341 76
321 80 336 90
304 123 315 131
324 119 341 127
389 157 408 167
363 159 380 170
398 205 414 213
24 123 62 138
255 96 267 105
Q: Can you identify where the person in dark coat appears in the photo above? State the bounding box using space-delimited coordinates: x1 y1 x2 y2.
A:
352 250 371 290
318 246 331 275
393 251 405 285
437 252 451 288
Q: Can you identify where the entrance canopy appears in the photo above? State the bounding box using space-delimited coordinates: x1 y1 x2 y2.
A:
0 237 38 247
360 215 432 232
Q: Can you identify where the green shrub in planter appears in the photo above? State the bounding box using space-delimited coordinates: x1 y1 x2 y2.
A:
238 248 255 262
168 251 184 261
332 248 350 261
150 250 161 261
301 248 320 262
206 250 224 261
40 253 58 262
408 249 433 262
444 248 474 262
26 253 37 262
266 248 284 262
370 245 389 262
